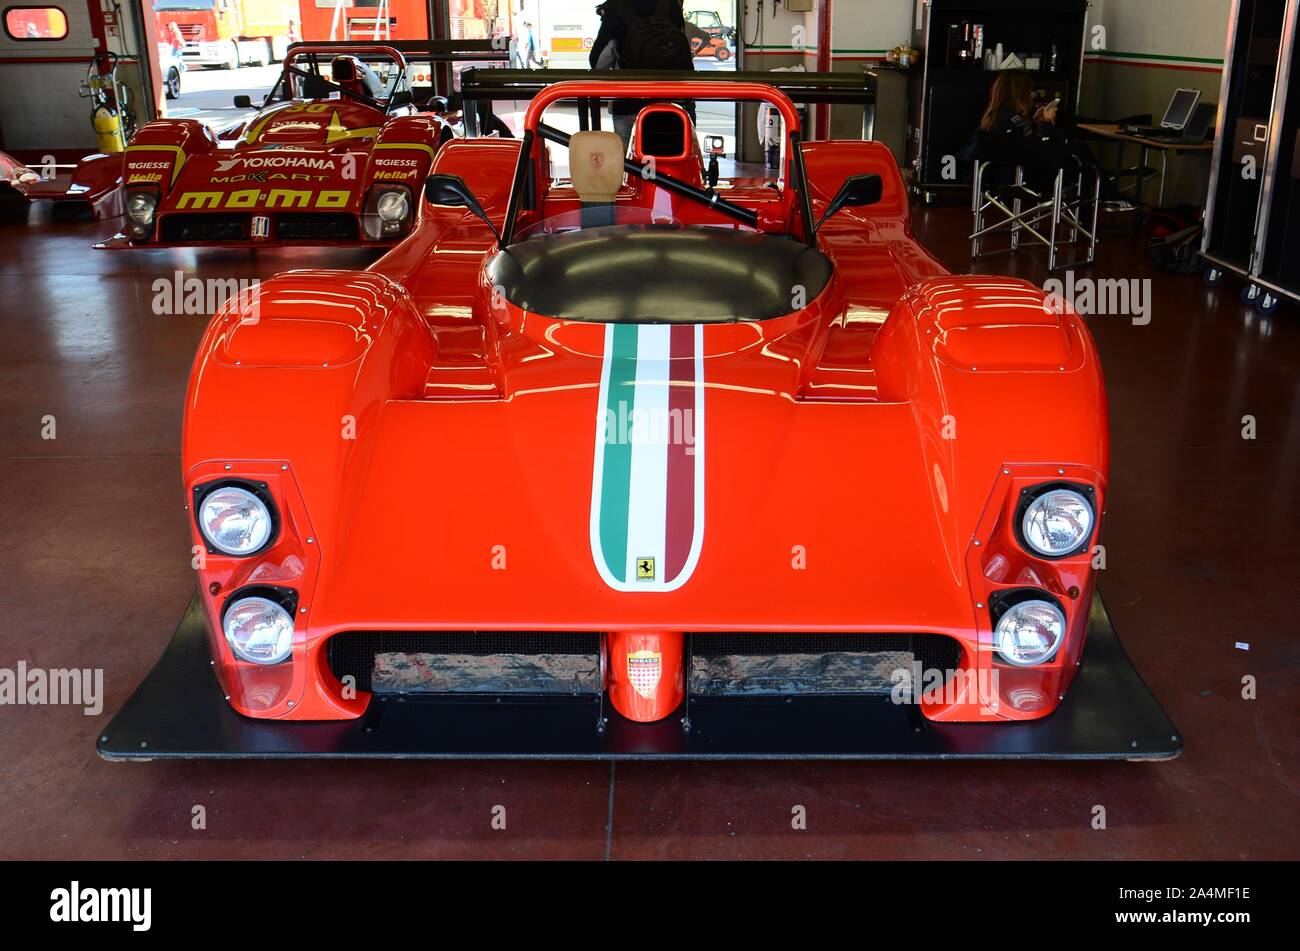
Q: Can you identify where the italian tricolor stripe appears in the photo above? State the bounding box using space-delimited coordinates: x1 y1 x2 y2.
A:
591 324 705 592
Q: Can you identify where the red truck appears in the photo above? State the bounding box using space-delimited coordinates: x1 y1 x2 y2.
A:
154 0 297 70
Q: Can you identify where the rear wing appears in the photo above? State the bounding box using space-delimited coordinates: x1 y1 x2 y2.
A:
284 39 509 63
284 40 509 98
458 67 877 136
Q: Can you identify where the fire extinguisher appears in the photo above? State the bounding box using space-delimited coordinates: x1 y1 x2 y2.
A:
80 50 136 153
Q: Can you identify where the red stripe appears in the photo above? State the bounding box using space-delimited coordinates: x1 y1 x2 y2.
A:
664 325 696 582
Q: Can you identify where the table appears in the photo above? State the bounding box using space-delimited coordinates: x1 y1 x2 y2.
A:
1078 122 1215 211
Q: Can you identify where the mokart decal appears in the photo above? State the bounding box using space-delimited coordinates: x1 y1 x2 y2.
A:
590 324 704 592
627 650 662 699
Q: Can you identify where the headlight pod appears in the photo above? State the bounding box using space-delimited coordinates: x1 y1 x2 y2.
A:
1018 484 1095 559
362 185 413 240
991 592 1066 667
222 588 296 665
124 189 159 239
377 189 409 222
193 480 277 556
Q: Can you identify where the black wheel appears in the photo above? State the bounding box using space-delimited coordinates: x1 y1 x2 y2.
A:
1202 267 1223 288
716 46 732 61
1257 293 1280 316
164 67 181 100
1240 283 1262 305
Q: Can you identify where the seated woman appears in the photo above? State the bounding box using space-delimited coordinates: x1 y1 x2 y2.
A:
978 71 1124 206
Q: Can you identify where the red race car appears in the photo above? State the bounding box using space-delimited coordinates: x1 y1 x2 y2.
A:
99 72 1179 761
97 41 506 249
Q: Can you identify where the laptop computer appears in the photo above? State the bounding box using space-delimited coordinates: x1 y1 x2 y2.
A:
1147 102 1217 144
1124 88 1203 137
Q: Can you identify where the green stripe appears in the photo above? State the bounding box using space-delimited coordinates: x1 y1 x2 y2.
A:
1084 50 1224 65
598 325 638 583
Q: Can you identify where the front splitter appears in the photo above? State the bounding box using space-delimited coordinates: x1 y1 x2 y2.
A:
97 594 1182 761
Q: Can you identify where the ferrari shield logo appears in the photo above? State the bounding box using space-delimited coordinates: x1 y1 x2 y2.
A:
591 152 606 170
627 650 662 699
636 557 655 581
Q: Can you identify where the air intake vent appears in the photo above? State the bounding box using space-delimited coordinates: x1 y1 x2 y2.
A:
326 631 602 696
688 633 963 697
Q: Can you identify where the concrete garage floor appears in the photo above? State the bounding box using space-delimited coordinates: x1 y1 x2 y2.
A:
1 199 1296 861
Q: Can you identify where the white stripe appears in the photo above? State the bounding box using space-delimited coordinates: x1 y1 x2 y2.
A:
588 323 616 585
624 325 671 586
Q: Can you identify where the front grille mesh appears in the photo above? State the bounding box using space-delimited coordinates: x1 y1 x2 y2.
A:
689 633 961 671
688 633 963 698
328 631 601 694
158 213 358 243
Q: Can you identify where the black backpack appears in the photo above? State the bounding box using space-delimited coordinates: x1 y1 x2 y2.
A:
615 0 694 70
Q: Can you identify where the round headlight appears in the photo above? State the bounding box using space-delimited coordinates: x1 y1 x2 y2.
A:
994 599 1066 667
198 485 273 555
1021 488 1094 558
376 189 409 222
126 191 158 225
223 596 294 665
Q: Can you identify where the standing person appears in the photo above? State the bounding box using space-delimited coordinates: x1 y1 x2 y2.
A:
589 0 695 149
517 21 542 70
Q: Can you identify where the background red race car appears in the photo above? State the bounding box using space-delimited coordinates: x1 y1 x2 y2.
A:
98 41 507 249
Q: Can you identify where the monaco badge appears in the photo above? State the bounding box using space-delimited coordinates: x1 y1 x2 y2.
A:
627 650 662 700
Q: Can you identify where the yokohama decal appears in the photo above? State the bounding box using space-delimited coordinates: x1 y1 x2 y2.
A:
590 324 705 592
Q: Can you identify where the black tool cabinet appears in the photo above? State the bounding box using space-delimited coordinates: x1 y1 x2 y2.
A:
1202 0 1300 313
907 0 1090 202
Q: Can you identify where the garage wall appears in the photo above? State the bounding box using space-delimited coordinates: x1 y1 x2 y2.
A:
0 1 100 152
1080 0 1232 207
0 0 151 156
1082 0 1230 118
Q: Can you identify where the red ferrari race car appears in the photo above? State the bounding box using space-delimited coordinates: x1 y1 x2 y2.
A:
97 41 507 250
99 71 1179 761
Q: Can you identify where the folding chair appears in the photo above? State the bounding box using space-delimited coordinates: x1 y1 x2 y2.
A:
969 132 1102 272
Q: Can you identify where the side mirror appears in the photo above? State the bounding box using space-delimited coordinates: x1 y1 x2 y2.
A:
233 94 253 109
424 173 501 242
814 173 883 232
